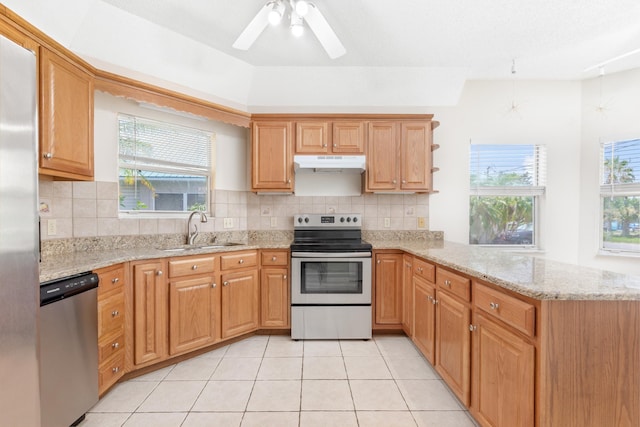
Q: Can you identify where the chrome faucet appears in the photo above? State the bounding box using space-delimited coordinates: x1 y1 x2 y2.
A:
187 211 208 245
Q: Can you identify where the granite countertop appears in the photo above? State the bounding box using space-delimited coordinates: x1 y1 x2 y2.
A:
40 238 640 301
370 239 640 301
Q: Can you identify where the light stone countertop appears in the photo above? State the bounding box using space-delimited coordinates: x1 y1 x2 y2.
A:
39 238 640 301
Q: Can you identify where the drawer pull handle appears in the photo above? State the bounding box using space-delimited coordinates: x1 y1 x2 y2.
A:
490 302 499 310
157 270 163 276
272 256 277 261
112 342 119 349
444 280 451 287
192 265 198 270
239 259 244 264
111 310 119 317
111 278 119 284
223 281 229 286
112 366 120 374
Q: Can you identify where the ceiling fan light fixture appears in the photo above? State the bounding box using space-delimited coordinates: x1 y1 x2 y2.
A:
294 0 309 17
290 11 304 37
268 0 285 25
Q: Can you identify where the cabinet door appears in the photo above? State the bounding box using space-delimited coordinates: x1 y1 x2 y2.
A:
221 269 259 338
251 121 293 191
333 121 365 153
400 122 431 191
401 254 414 335
413 276 436 364
375 253 403 325
295 121 329 154
367 122 399 191
260 267 289 328
436 291 471 406
39 47 94 179
472 314 535 427
168 275 217 355
132 261 167 365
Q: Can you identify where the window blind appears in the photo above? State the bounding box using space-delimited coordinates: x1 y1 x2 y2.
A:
600 138 640 196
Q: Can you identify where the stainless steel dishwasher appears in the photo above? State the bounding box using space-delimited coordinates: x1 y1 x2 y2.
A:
40 272 99 427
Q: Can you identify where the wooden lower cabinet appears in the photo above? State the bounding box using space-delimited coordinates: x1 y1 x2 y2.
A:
168 275 218 355
413 275 436 364
260 267 289 328
221 269 260 338
435 290 471 406
471 313 535 427
374 252 403 325
131 260 167 366
401 254 413 335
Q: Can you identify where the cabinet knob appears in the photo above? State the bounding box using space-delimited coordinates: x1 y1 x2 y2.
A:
239 259 244 264
111 277 119 284
112 342 119 349
272 256 277 261
377 259 381 264
432 299 438 305
287 179 291 184
418 267 423 273
43 152 53 159
392 179 397 184
223 281 229 286
212 283 217 288
469 324 477 332
489 302 499 310
283 275 287 280
192 265 198 270
323 143 327 147
444 279 451 287
112 366 120 374
333 143 337 148
157 270 163 276
111 310 119 317
402 179 406 184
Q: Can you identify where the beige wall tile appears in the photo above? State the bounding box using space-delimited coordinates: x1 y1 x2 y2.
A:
96 182 118 200
139 219 158 235
98 218 120 236
73 199 97 218
73 218 97 237
73 181 97 199
97 199 118 218
119 219 140 235
53 181 72 198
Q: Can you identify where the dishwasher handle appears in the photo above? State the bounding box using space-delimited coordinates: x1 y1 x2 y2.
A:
40 272 99 306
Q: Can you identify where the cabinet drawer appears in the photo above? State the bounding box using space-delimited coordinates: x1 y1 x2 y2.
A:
98 292 124 337
261 250 289 266
97 265 125 298
98 351 125 394
436 268 471 302
413 258 435 282
98 331 124 363
169 255 216 278
474 282 535 337
221 250 258 271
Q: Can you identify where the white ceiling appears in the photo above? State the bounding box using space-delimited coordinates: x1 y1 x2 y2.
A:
99 0 640 79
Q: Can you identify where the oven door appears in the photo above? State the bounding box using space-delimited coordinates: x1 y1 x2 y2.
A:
291 252 372 305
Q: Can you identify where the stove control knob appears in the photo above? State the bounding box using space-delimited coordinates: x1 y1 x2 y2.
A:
304 217 310 223
353 217 358 223
347 217 352 222
297 217 303 223
340 217 345 223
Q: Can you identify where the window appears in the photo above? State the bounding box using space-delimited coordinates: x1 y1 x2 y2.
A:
469 143 546 246
118 114 213 214
600 138 640 253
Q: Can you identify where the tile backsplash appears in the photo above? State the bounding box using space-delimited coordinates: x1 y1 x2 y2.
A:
38 178 429 240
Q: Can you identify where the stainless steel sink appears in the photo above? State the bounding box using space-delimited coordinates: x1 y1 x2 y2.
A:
159 242 244 252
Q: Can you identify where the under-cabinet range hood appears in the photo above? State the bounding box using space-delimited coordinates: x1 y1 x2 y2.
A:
294 155 366 173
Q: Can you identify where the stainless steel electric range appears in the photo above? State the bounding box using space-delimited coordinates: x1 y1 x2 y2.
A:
290 214 372 339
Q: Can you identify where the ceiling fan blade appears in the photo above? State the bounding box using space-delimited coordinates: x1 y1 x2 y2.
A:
232 3 272 50
304 3 346 59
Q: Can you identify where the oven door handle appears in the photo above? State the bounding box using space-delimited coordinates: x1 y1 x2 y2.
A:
291 251 372 258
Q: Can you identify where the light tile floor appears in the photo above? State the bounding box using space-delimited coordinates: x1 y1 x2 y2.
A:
82 335 478 427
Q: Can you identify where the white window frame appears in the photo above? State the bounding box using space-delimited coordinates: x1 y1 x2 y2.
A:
469 142 546 248
118 113 214 218
599 137 640 255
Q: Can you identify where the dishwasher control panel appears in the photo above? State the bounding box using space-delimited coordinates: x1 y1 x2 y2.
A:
40 272 99 306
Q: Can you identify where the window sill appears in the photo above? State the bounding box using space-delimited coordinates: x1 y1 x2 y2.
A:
597 249 640 259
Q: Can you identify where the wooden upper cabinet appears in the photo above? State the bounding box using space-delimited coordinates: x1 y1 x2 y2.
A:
366 120 433 192
39 47 94 180
295 120 365 154
251 121 293 192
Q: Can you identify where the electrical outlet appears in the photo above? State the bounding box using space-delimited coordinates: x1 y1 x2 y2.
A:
417 217 426 228
47 219 57 236
270 217 277 228
223 218 233 229
384 217 390 228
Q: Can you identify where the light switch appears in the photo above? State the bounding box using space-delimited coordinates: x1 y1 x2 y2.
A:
384 217 390 228
270 217 277 228
47 219 57 236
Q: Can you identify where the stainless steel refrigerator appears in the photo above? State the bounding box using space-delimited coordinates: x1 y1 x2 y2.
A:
0 34 41 426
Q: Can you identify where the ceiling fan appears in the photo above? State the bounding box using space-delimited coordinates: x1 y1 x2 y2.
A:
233 0 346 59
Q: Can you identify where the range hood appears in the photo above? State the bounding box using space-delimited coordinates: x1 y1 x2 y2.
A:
294 155 366 173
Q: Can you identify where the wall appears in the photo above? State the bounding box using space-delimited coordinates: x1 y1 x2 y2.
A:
428 79 583 264
578 68 640 274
